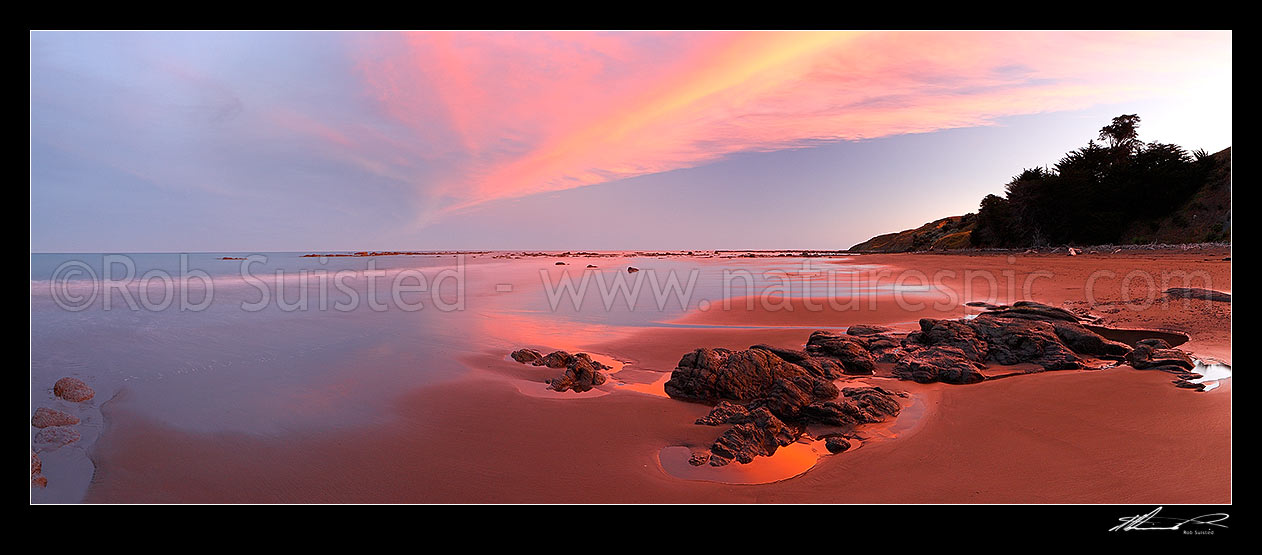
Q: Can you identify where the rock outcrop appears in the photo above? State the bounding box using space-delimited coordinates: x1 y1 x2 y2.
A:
666 345 904 466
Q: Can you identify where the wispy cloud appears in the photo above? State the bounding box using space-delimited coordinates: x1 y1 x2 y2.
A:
342 31 1229 216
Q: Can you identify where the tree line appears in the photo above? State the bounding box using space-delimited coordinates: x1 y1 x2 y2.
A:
970 115 1218 247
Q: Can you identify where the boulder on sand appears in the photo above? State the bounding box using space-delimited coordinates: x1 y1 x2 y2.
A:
509 349 544 364
53 377 94 402
544 353 611 393
508 349 612 392
32 407 80 428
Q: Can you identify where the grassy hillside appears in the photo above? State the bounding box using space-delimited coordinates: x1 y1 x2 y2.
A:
849 215 976 252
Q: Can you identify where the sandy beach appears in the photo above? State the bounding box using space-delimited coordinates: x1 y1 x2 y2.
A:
77 248 1231 504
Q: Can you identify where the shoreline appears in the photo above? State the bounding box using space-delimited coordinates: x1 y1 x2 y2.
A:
66 249 1230 503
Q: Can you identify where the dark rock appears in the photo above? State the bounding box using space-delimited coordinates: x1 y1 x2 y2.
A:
586 264 597 268
695 401 751 425
1173 379 1207 391
511 348 611 392
905 319 988 362
688 452 711 466
53 377 94 402
1125 344 1195 371
801 386 904 426
554 261 566 265
964 301 1002 309
846 324 893 336
1050 321 1132 359
665 347 840 420
31 407 79 428
804 331 877 374
981 300 1080 322
538 350 575 369
893 346 987 384
1137 338 1172 349
545 352 610 392
1164 288 1231 302
824 436 852 453
509 349 544 364
708 407 800 466
627 267 640 273
968 316 1082 370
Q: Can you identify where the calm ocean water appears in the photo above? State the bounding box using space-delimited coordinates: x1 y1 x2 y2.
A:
31 252 880 436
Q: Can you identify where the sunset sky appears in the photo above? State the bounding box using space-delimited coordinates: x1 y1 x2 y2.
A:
30 31 1232 252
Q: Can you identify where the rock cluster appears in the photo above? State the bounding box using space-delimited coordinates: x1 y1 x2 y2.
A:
508 349 611 392
667 345 905 467
663 299 1212 468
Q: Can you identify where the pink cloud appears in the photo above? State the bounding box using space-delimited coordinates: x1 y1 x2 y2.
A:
344 31 1229 214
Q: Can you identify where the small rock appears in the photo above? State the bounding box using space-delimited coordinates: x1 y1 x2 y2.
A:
688 452 711 466
31 407 80 428
53 377 94 402
510 349 544 364
824 436 851 453
627 267 640 273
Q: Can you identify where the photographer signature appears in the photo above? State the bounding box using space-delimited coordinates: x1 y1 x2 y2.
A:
1110 507 1229 532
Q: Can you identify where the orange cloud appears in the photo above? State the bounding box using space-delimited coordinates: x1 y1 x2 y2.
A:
351 31 1230 214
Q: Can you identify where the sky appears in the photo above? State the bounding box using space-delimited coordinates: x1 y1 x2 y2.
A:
29 31 1232 252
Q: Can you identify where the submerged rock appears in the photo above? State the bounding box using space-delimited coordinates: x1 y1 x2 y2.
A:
53 377 94 402
34 426 81 447
31 407 79 428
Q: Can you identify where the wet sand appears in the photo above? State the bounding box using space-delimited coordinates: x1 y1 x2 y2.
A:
82 249 1231 503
